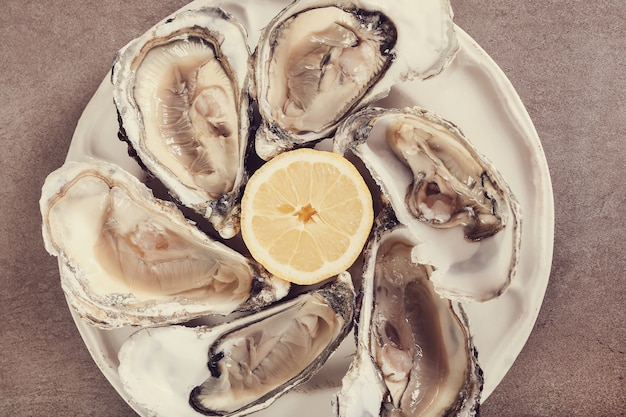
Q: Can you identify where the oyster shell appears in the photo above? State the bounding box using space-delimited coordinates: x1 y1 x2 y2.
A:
253 0 458 160
334 209 483 417
39 161 289 329
117 273 356 417
112 5 252 238
334 106 521 302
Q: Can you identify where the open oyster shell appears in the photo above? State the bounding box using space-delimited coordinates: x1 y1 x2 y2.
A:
334 208 483 417
112 5 252 238
334 106 521 302
253 0 458 160
117 274 355 417
39 161 289 329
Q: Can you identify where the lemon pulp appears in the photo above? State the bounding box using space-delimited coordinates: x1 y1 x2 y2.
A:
240 149 373 285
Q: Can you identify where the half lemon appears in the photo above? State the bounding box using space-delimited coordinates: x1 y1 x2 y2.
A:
241 148 373 285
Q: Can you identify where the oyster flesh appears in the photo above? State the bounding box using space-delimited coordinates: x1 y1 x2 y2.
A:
253 0 458 160
39 161 289 329
112 5 251 238
334 106 521 302
334 209 483 417
117 273 356 417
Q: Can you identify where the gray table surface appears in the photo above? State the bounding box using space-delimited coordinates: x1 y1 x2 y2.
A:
2 1 624 416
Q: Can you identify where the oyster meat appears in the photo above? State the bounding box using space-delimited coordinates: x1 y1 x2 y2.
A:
112 5 251 238
39 161 289 328
117 274 356 417
253 0 458 160
334 106 521 302
334 209 483 417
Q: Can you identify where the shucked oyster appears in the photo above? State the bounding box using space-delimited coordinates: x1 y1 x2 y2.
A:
39 161 288 328
253 0 458 160
334 209 483 417
387 111 509 242
117 274 355 417
334 106 521 302
112 5 251 238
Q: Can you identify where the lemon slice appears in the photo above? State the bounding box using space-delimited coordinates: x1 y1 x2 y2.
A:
241 148 374 285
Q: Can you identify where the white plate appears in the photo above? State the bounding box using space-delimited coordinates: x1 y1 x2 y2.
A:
64 0 554 415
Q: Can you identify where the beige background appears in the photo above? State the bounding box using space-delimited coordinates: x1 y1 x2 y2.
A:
1 1 624 416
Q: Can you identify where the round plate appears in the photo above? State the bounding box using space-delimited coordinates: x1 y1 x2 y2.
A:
64 0 554 415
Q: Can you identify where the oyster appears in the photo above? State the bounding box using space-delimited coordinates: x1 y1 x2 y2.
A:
117 273 355 417
253 0 458 160
334 209 483 417
334 106 521 302
39 161 289 329
112 5 251 238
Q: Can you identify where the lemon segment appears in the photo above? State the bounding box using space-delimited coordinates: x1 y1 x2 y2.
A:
240 149 373 285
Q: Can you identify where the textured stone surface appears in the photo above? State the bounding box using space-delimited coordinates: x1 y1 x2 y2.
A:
1 1 624 416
